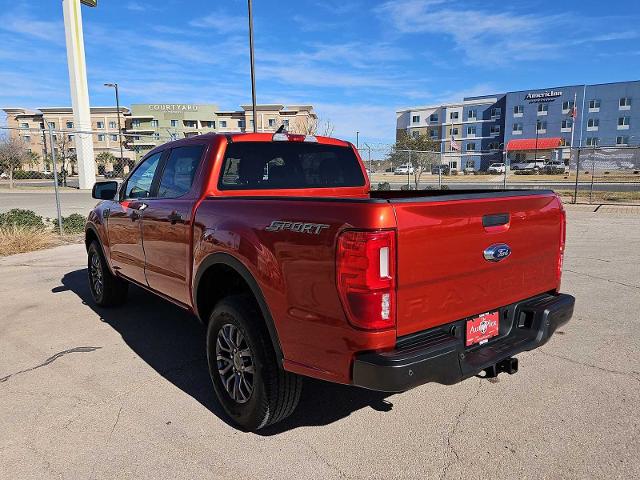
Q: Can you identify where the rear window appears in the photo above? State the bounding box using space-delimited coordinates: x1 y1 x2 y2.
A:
218 142 365 190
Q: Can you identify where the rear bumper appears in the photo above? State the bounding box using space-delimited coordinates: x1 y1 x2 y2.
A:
352 293 574 392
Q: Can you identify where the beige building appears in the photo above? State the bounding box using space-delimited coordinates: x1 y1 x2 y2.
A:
3 106 134 173
125 103 317 159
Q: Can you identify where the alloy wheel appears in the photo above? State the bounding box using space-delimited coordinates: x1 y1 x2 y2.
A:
215 323 255 403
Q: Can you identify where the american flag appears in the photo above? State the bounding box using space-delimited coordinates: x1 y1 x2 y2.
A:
568 105 577 118
450 135 460 151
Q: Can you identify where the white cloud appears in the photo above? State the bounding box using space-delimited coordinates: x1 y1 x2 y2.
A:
126 2 146 12
189 11 246 34
0 13 64 44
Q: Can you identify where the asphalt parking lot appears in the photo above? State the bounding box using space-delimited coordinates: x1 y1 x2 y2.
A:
1 206 638 479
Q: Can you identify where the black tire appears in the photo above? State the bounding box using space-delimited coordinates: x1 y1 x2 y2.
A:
206 294 302 431
87 241 128 307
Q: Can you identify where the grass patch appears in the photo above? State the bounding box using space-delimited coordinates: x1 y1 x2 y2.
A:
0 226 55 256
556 190 640 204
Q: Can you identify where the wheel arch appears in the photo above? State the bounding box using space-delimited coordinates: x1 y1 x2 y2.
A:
193 253 284 364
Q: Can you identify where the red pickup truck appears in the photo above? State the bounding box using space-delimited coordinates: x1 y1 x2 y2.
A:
86 132 574 431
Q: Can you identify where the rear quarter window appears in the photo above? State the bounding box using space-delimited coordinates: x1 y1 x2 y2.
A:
219 142 365 190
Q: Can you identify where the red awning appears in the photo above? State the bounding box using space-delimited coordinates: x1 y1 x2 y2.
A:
506 137 563 151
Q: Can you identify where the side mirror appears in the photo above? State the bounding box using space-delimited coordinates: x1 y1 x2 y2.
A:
92 181 118 200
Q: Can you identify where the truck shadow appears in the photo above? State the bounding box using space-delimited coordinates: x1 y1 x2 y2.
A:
55 269 395 435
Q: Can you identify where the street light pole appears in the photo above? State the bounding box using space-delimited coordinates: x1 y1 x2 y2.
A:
247 0 257 133
104 83 124 167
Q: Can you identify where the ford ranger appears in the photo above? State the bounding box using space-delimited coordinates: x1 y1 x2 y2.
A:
86 132 575 431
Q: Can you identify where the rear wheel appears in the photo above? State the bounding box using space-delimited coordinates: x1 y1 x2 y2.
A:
206 295 302 431
87 241 128 307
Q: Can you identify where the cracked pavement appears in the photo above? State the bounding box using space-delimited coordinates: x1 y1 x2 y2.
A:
0 205 639 479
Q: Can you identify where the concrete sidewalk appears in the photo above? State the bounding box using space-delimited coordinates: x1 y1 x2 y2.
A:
0 210 638 479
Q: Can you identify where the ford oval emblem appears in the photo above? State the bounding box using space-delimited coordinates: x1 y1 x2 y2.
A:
483 243 511 262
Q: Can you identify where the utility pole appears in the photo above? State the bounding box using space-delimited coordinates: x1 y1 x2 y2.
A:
62 0 97 189
104 83 124 167
356 131 359 149
247 0 257 133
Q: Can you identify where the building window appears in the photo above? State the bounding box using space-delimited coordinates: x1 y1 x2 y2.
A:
411 131 419 139
65 121 73 129
202 121 214 128
109 121 116 129
97 121 104 129
467 109 476 120
238 120 245 128
512 123 523 133
97 134 105 141
536 120 547 133
466 142 476 152
153 133 160 140
588 99 600 112
132 120 140 128
151 120 159 127
170 120 178 127
450 111 459 120
618 116 630 129
619 97 631 109
562 100 575 113
537 104 548 115
586 137 599 147
561 119 573 131
587 118 599 130
429 113 438 123
48 122 56 129
616 136 629 145
184 120 197 128
412 115 420 123
488 142 499 150
111 134 118 141
283 119 289 127
490 125 500 135
465 160 475 169
451 127 459 136
23 135 31 143
513 105 523 116
268 118 276 127
68 134 74 141
220 120 227 128
428 129 437 139
491 107 501 118
466 126 476 136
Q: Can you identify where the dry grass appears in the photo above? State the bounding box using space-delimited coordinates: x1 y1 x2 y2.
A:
0 226 56 256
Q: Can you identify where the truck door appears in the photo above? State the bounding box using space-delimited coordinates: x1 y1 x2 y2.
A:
107 151 163 286
141 144 206 305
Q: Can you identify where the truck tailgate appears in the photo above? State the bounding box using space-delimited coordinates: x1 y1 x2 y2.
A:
392 192 562 336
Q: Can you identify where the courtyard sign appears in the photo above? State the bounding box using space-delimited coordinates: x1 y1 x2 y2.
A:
148 104 199 113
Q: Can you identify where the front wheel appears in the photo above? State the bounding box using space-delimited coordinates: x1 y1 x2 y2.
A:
206 295 302 431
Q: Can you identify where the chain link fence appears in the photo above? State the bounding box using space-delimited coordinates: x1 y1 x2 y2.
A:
357 144 640 203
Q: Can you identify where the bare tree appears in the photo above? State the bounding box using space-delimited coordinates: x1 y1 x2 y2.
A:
52 133 77 186
390 131 440 189
0 136 31 189
287 117 336 137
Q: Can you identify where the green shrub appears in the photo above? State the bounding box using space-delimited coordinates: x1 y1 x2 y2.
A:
514 169 538 175
0 209 45 229
53 213 86 234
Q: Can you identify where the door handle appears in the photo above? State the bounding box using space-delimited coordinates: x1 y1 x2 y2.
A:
130 203 148 221
167 211 183 225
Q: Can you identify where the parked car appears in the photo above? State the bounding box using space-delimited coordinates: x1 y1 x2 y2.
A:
104 170 120 179
510 161 545 171
463 167 476 175
394 164 414 175
431 164 450 175
543 161 567 175
86 132 574 431
488 163 506 174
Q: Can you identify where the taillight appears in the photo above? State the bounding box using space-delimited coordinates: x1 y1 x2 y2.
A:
336 230 396 330
557 206 567 290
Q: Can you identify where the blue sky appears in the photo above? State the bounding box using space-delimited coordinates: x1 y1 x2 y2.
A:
1 0 639 144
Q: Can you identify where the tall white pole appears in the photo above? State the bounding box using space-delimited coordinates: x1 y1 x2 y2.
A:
62 0 96 189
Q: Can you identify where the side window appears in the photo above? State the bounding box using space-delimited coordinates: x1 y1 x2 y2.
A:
157 145 205 198
124 152 162 199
